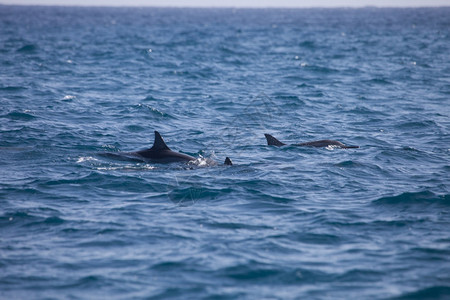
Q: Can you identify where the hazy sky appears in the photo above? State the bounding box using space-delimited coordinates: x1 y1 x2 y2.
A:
1 0 449 7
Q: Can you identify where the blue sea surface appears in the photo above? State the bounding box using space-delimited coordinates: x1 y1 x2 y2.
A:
1 5 450 299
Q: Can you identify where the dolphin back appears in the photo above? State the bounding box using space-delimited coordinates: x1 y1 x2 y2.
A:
265 134 359 149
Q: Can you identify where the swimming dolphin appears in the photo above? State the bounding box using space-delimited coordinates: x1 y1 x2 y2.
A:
264 134 359 149
131 131 232 165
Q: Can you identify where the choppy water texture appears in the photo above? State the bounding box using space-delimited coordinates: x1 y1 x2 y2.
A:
1 5 450 299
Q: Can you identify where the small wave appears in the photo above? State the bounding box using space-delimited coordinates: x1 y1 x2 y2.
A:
334 160 362 167
366 78 393 85
125 124 146 132
43 173 105 186
1 211 65 228
373 191 450 206
0 86 27 91
296 82 314 88
142 95 160 101
151 261 187 271
17 44 38 53
101 145 120 152
27 216 65 227
336 268 383 282
224 265 282 281
401 146 420 151
58 275 103 289
0 211 33 225
222 263 329 285
304 64 339 74
396 120 438 130
76 240 128 248
390 286 450 300
219 45 252 57
272 93 306 107
1 111 36 121
346 105 388 116
166 68 217 80
298 40 316 49
296 232 343 245
168 186 232 205
206 221 272 231
134 104 173 118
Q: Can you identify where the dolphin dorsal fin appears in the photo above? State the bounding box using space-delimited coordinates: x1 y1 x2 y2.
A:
264 134 286 146
151 131 171 151
224 157 233 166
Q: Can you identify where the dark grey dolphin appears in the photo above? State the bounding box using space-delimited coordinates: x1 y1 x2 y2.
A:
129 131 232 165
265 134 359 149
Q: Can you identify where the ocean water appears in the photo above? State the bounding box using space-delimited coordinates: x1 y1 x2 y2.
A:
1 5 450 299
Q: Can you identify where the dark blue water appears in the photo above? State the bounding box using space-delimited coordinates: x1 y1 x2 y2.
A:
1 5 450 299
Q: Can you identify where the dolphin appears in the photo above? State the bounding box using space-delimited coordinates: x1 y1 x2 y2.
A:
264 133 359 149
124 131 232 165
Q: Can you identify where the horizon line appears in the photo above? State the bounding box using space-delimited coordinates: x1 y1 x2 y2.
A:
1 3 449 8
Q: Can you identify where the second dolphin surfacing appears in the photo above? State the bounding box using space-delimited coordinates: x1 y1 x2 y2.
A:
265 134 359 149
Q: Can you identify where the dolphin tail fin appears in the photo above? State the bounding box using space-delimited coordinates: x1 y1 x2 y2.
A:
224 157 233 166
150 131 171 151
264 134 286 146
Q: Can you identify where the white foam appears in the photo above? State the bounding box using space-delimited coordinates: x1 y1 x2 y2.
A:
62 95 76 101
76 156 97 163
